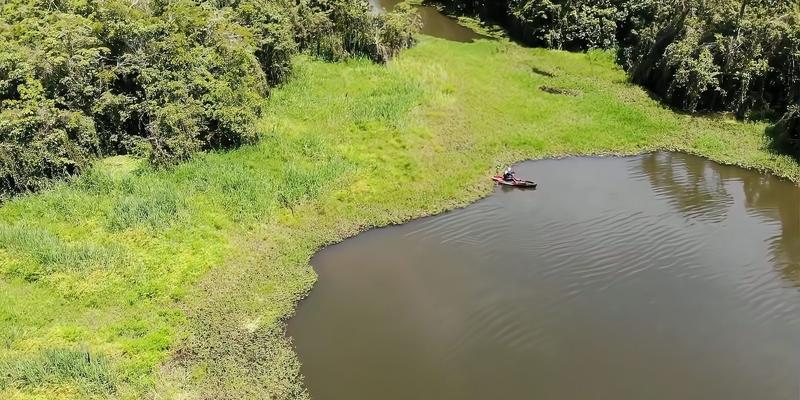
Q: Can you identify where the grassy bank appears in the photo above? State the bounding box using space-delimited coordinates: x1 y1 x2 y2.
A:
1 35 799 399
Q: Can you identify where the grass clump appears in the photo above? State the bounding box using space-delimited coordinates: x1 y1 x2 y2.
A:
106 189 184 232
0 349 116 395
0 224 120 281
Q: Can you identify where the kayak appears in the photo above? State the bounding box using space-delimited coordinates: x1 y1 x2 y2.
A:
492 175 537 188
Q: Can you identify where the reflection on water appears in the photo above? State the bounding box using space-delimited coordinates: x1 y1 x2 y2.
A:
637 152 733 223
371 0 484 43
740 169 800 287
638 152 800 286
289 152 800 400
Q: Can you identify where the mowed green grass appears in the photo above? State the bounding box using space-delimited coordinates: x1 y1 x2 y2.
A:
1 35 798 399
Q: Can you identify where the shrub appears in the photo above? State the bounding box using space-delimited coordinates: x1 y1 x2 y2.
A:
377 4 422 62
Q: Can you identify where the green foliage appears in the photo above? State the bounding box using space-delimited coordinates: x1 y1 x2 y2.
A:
0 0 420 198
379 4 423 60
507 0 623 50
665 43 722 111
298 0 421 62
626 0 800 117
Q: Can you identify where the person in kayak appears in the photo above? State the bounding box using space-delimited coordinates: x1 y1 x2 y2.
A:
502 167 516 182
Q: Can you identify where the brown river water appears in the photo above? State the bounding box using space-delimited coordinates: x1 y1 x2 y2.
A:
288 152 800 400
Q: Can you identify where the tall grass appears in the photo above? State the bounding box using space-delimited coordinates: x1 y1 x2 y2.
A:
0 349 116 395
0 224 121 281
279 160 351 208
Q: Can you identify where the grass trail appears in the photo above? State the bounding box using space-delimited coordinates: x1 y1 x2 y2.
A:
1 36 798 399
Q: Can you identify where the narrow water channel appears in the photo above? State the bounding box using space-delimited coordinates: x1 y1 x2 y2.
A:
288 152 800 400
371 0 484 42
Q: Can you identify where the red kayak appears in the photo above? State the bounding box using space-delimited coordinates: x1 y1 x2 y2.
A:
492 176 537 188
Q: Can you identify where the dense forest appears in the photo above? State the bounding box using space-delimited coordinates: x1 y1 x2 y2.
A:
440 0 800 149
0 0 418 198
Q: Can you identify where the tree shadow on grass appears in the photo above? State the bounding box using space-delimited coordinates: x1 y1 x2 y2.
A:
765 119 800 163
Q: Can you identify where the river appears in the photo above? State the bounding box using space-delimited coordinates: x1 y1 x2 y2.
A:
288 152 800 400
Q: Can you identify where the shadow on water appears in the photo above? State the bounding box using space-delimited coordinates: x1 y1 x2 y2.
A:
371 0 487 43
289 152 800 400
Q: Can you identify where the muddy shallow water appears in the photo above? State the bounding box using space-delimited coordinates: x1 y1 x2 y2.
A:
371 0 484 43
288 152 800 400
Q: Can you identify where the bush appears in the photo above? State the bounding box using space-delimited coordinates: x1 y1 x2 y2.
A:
378 4 422 61
626 1 800 117
0 96 97 197
299 0 420 62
